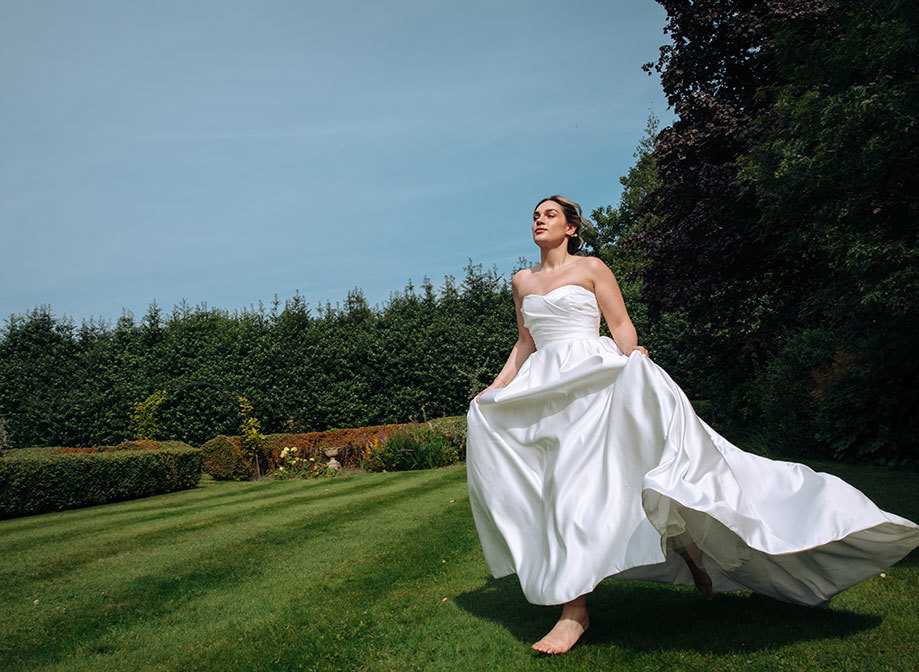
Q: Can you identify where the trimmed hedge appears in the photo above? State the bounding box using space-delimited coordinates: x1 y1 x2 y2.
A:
199 435 257 482
0 441 200 519
5 439 192 457
199 416 468 481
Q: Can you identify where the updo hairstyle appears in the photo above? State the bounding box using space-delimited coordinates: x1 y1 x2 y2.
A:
536 195 586 255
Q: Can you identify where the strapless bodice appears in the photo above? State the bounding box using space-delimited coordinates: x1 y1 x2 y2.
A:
521 284 601 349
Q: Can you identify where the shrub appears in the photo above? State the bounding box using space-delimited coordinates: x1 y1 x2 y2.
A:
0 418 11 457
261 423 403 471
810 341 917 467
129 389 167 440
362 424 459 472
199 435 261 481
200 416 469 480
237 395 267 478
428 416 467 461
747 328 837 459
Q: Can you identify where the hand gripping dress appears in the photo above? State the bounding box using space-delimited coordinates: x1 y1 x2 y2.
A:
465 284 919 607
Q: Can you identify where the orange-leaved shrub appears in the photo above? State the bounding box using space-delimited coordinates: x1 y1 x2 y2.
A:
262 423 403 471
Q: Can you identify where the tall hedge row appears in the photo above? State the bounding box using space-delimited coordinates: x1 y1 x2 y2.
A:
0 264 519 450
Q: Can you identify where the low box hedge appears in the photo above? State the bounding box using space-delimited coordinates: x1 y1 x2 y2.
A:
0 440 201 519
198 435 257 482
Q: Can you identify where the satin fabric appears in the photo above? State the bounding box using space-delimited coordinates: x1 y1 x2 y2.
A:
465 284 919 607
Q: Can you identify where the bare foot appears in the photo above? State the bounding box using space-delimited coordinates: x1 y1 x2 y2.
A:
687 560 714 601
674 538 714 601
532 598 590 654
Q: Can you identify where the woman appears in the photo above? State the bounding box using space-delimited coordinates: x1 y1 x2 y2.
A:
465 195 919 655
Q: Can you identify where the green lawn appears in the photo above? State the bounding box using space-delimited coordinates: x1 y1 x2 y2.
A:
1 460 916 671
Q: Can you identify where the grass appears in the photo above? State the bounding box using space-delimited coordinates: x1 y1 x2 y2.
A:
0 459 917 671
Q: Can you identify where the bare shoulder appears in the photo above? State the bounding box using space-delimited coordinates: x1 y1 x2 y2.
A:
580 255 610 273
512 268 533 283
576 256 615 287
511 267 536 295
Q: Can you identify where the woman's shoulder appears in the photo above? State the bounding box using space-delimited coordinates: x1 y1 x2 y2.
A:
511 267 537 286
578 255 616 280
561 255 607 282
577 255 606 271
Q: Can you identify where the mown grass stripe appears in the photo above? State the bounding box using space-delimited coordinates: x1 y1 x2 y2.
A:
1 468 466 667
0 473 389 547
2 470 385 553
2 469 453 604
185 471 482 671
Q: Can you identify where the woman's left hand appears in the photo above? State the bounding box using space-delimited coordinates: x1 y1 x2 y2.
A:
623 344 649 357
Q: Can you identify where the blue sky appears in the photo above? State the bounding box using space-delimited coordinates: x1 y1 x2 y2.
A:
1 0 673 327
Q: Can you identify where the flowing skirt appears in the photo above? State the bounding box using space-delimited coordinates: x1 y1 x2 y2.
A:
466 336 919 607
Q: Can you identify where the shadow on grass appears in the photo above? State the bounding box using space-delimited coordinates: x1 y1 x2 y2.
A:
454 575 881 655
894 547 919 567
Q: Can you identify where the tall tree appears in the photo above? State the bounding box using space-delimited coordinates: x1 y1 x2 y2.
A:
637 0 918 461
738 0 919 462
584 109 694 381
584 109 663 282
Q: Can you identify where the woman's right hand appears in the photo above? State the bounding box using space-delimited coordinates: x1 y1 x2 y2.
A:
475 381 505 402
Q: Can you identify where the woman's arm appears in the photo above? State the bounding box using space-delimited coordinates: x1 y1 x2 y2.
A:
475 273 537 401
588 257 648 357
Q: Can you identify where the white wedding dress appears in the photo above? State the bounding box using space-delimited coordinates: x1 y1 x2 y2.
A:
465 284 919 607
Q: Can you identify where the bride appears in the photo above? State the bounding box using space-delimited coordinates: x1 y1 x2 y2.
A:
465 195 919 655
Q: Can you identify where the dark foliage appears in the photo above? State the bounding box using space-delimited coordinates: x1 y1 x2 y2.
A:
634 0 918 463
0 264 518 449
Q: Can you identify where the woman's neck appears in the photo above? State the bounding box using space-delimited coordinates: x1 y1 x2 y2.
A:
538 245 571 272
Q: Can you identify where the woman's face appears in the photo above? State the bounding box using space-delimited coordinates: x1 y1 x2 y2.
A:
533 200 575 247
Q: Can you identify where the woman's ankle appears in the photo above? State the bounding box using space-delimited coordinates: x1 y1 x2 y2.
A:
561 594 589 616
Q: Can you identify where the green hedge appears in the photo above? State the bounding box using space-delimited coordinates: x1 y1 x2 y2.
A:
0 265 515 450
0 441 201 519
199 435 260 482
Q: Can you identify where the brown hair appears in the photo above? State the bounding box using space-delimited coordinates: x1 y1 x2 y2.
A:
535 195 586 255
